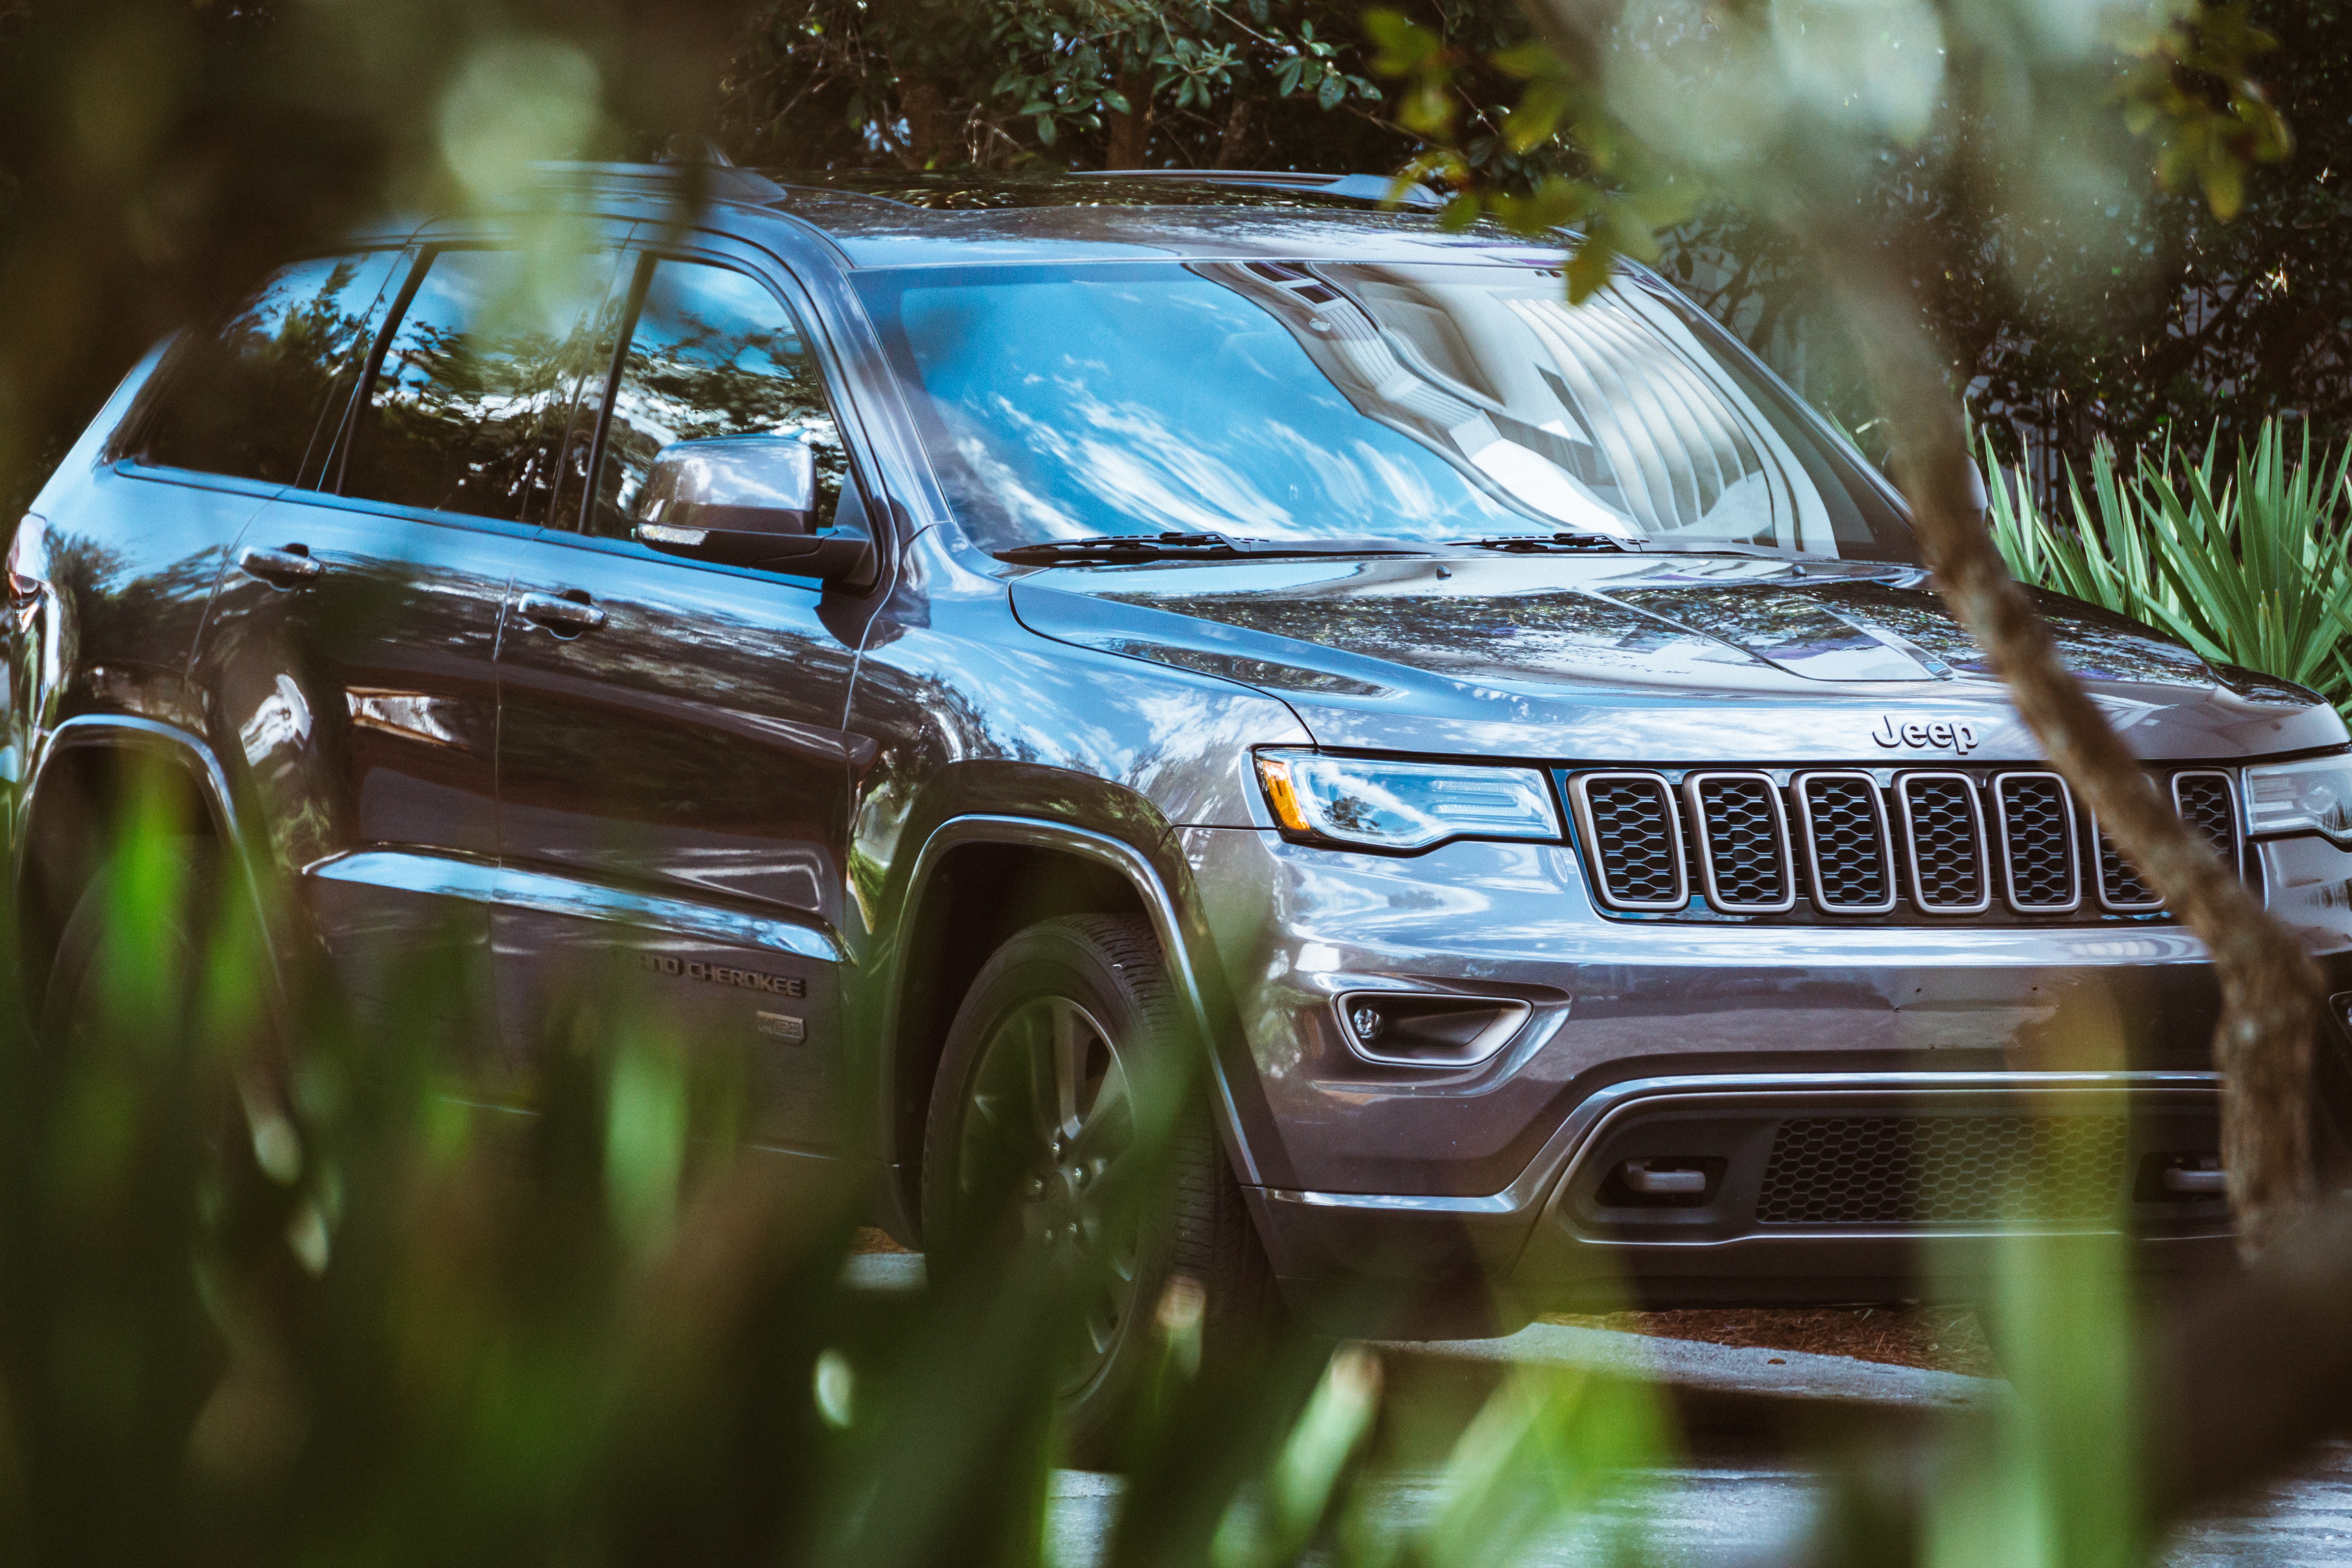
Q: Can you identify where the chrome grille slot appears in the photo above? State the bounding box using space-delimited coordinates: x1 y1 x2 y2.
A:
2094 819 2166 911
1756 1114 2130 1225
2093 771 2243 911
1566 762 2251 924
1569 772 1688 911
1991 771 2079 913
1684 771 1795 912
1792 771 1895 914
1896 773 1991 914
2173 771 2240 872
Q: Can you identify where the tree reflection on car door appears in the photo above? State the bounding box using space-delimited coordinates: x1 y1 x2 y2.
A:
494 250 873 1154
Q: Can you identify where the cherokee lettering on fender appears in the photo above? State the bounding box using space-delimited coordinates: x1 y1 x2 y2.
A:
634 951 809 998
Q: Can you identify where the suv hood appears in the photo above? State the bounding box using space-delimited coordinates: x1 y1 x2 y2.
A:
1011 554 2343 763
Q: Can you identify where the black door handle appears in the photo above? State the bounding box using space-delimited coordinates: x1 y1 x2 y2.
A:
238 544 322 588
518 590 608 636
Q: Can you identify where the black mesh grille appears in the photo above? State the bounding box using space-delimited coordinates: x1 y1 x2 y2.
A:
1798 776 1890 910
1901 777 1985 909
2176 774 2239 867
1693 776 1786 907
2098 829 2163 909
1567 764 2248 924
1757 1115 2129 1224
1584 778 1682 906
1994 774 2076 909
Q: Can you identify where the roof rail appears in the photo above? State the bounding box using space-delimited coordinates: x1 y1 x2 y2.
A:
530 160 787 205
1075 169 1444 209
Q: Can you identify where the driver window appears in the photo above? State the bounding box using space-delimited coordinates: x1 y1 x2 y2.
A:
585 259 849 541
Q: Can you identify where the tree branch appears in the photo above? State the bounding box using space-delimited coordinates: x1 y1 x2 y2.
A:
1822 245 2320 1250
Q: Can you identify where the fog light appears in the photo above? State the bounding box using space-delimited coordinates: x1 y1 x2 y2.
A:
1335 992 1531 1068
1594 1156 1723 1209
1620 1160 1708 1197
2139 1152 2226 1201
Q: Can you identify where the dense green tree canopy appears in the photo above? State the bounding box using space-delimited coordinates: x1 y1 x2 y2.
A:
716 0 2347 464
0 0 2342 517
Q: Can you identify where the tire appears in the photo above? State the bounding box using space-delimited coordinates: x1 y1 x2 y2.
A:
921 914 1276 1464
38 835 268 1107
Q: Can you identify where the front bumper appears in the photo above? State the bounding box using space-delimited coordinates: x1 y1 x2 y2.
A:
1176 828 2352 1332
1245 1071 2233 1335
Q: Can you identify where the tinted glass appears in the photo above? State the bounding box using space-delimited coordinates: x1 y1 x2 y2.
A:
341 248 616 523
143 251 400 486
857 261 1918 563
586 260 846 539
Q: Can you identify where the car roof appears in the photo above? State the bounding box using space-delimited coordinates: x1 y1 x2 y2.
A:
530 162 1578 272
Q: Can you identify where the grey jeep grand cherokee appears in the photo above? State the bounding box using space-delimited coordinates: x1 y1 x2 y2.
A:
13 164 2352 1439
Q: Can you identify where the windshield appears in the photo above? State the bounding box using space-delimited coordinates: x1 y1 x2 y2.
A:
857 260 1916 561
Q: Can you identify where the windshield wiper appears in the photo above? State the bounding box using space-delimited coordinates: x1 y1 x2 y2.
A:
1450 532 1633 554
996 531 1432 566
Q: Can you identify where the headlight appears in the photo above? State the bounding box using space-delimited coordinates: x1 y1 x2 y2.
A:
2245 754 2352 846
1254 750 1561 851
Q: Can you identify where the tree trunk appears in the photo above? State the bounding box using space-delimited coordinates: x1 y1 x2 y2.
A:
1104 72 1152 169
1215 98 1254 167
1820 243 2320 1252
895 72 958 169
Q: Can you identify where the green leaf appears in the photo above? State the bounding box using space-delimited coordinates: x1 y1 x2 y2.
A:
1036 114 1057 146
1492 178 1595 232
1317 69 1345 111
1491 40 1560 80
1565 238 1616 302
2202 151 2246 220
1102 88 1132 114
1401 80 1455 138
1363 8 1441 74
1503 82 1570 152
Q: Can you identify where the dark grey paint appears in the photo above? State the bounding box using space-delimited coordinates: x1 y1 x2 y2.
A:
14 174 2352 1333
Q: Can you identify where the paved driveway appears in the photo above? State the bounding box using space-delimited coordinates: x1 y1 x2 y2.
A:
847 1254 2350 1564
1047 1443 2352 1567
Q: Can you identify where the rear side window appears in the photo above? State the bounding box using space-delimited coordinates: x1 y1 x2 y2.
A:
583 259 847 539
142 251 400 486
339 248 618 524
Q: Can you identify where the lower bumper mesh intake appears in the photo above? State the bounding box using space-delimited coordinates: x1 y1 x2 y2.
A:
1756 1114 2131 1225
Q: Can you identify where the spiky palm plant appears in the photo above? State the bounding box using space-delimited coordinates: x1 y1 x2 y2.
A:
1987 420 2352 717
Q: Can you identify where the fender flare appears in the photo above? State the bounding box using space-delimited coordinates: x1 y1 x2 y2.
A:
14 714 280 996
23 714 243 845
883 813 1263 1189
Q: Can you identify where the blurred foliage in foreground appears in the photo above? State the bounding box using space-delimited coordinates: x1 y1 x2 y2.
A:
0 774 2173 1568
0 4 2328 1556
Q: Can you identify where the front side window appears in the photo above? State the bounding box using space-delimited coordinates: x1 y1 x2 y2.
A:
340 248 617 524
142 251 400 485
584 259 848 541
858 260 1914 562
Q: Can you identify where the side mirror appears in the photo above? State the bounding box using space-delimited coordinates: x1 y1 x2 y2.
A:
631 436 873 581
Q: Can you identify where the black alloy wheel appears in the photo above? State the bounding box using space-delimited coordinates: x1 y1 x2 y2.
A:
963 990 1143 1399
921 914 1276 1465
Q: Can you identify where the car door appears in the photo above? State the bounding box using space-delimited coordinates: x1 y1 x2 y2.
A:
493 242 876 1153
196 234 628 1063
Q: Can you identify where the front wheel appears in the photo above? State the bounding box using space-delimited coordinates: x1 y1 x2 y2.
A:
920 914 1275 1463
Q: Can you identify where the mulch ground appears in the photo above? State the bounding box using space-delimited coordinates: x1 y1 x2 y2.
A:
1542 1306 2003 1378
853 1228 2002 1378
